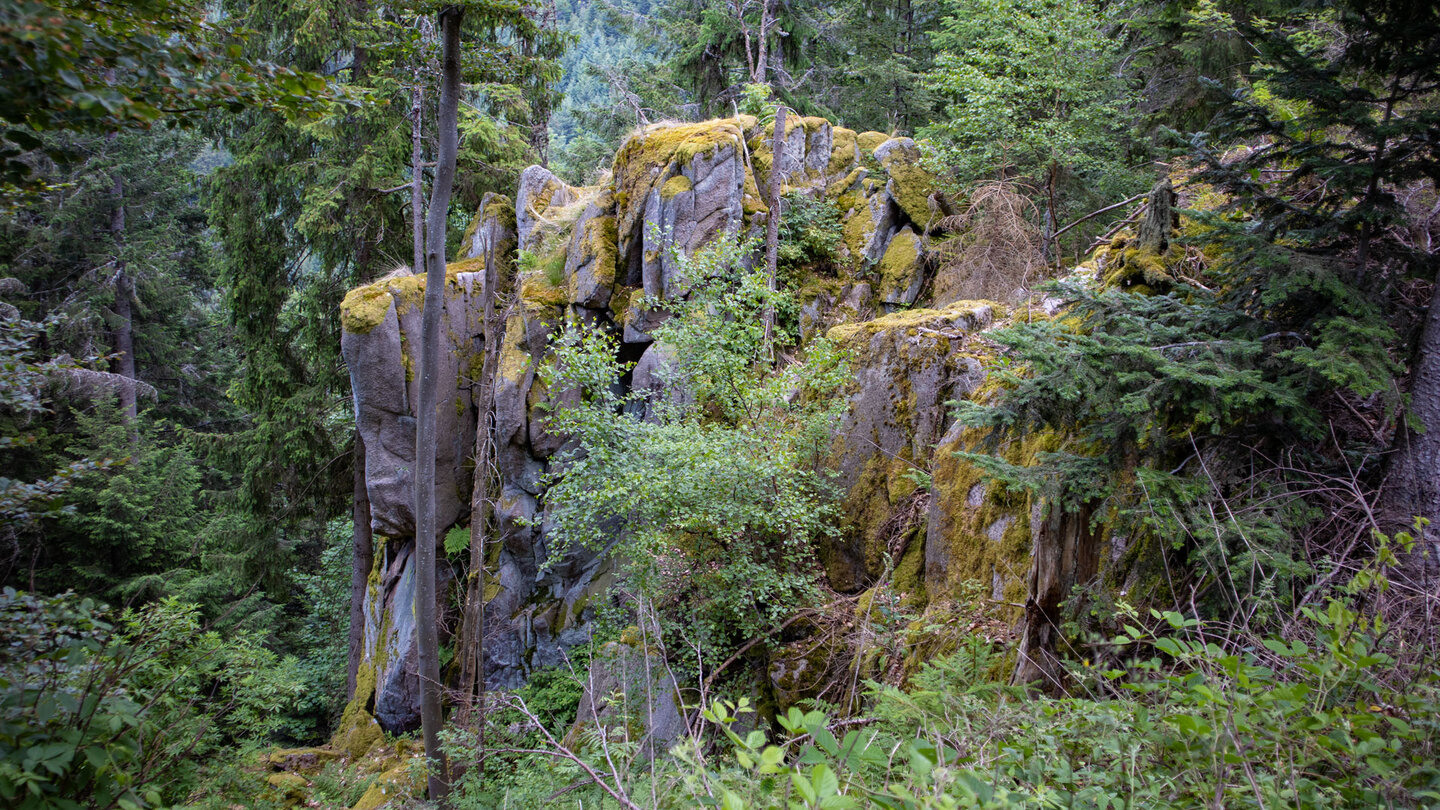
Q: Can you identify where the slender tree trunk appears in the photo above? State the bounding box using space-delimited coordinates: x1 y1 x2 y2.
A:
110 169 138 441
1043 162 1059 267
348 429 373 699
755 0 771 86
411 80 425 275
457 233 505 755
415 6 463 803
1381 271 1440 611
762 104 786 362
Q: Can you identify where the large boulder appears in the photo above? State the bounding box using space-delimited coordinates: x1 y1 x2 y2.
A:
564 190 619 309
823 302 997 591
340 264 483 538
569 633 688 761
611 118 754 303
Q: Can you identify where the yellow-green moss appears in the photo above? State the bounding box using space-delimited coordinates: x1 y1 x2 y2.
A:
660 174 693 199
608 285 637 322
926 419 1063 608
459 194 515 258
340 259 485 335
497 313 532 384
267 747 343 772
828 127 859 178
612 118 748 239
572 212 619 301
743 159 768 216
484 194 516 228
827 300 1001 345
266 771 308 804
330 698 382 760
340 286 394 335
892 528 928 606
351 762 424 810
520 272 569 309
857 131 890 154
876 229 921 298
800 115 830 133
877 143 940 228
828 169 865 202
1100 241 1181 293
842 206 875 262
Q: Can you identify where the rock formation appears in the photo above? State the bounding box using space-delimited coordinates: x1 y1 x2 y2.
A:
336 114 1120 736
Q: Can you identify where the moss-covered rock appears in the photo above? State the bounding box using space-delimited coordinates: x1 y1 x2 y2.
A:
516 165 580 252
823 302 1000 590
331 700 383 760
856 131 890 154
565 191 619 309
266 747 345 772
875 137 947 230
350 761 424 810
875 226 925 308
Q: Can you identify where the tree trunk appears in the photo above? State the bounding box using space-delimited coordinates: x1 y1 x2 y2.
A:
1135 176 1176 254
415 6 463 803
755 0 772 86
456 231 506 759
348 429 373 699
1381 271 1440 611
1012 501 1100 691
762 104 786 362
1043 162 1059 267
411 80 425 275
110 169 138 441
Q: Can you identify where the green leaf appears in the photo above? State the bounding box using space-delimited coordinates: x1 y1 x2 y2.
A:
443 526 470 555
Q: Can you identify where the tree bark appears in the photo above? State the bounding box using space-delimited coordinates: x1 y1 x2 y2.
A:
762 104 786 362
348 429 373 699
456 226 506 754
1381 271 1440 609
1012 501 1100 691
110 168 138 441
415 5 463 802
755 0 772 86
411 80 425 275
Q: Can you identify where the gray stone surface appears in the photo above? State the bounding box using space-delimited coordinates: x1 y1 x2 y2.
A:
516 165 577 252
571 636 689 760
341 270 482 539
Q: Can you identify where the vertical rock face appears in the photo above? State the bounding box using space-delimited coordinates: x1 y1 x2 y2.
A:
341 266 484 538
823 303 995 592
340 261 487 733
339 115 1001 732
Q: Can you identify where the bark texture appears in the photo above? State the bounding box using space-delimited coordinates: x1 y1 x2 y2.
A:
348 430 373 699
414 6 463 801
1012 503 1100 690
1382 273 1440 606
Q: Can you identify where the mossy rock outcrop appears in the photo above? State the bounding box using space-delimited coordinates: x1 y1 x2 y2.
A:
339 113 962 724
825 302 999 591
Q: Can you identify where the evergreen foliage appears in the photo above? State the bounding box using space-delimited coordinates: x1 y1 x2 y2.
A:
921 0 1147 253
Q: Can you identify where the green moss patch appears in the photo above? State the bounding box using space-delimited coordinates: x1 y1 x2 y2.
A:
661 174 693 199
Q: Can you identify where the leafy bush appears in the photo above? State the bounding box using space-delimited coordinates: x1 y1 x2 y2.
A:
0 589 302 809
677 597 1440 809
776 192 842 277
539 236 850 675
